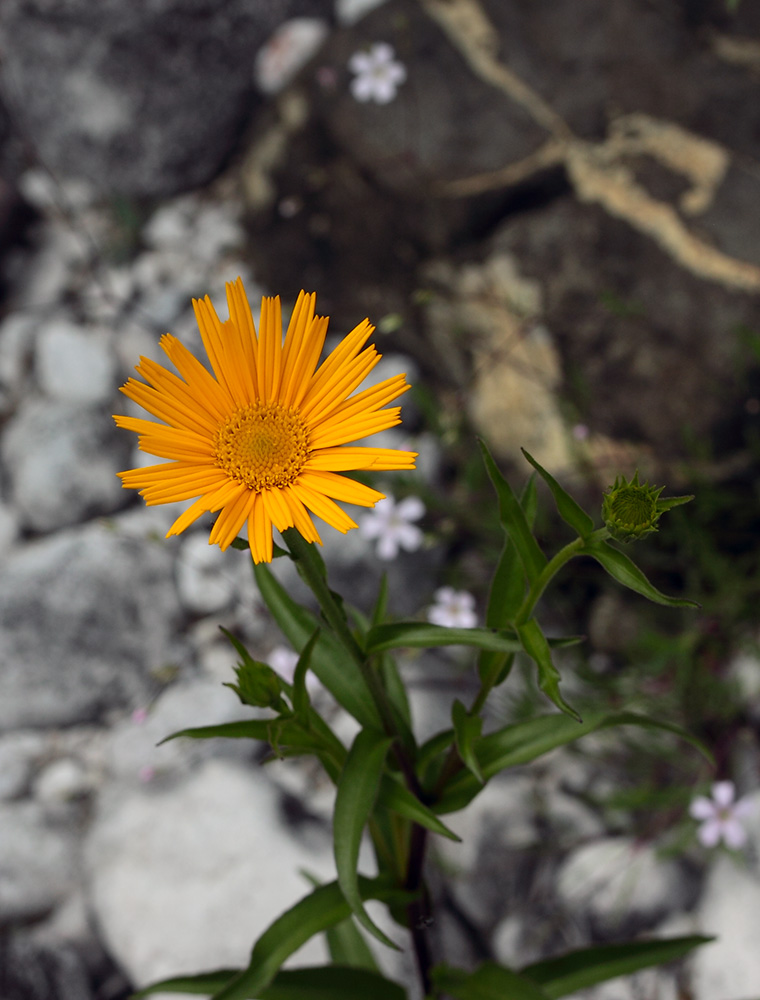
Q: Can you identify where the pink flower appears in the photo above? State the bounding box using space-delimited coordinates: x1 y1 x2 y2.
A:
689 781 754 849
348 43 407 104
427 587 477 629
360 495 424 560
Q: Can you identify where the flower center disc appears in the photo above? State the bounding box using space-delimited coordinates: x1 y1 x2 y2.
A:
214 403 309 491
609 486 655 528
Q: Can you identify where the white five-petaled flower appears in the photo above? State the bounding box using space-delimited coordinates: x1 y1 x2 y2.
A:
689 780 754 849
348 42 407 104
427 587 478 629
360 495 425 559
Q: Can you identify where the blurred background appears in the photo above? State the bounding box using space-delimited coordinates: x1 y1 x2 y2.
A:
1 0 760 997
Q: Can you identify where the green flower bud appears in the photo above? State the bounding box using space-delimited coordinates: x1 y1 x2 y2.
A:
602 471 693 543
225 660 285 711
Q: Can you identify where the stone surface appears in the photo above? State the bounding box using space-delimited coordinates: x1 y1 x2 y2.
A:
493 197 760 460
104 678 253 783
690 789 760 999
0 520 183 731
85 758 334 990
35 319 118 404
2 398 131 531
0 730 48 801
0 0 334 198
0 801 79 922
556 837 689 934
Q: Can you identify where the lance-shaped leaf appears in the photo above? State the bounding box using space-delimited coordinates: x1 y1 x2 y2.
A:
376 774 461 842
516 618 581 722
478 476 537 686
434 711 710 815
452 699 484 784
291 628 319 719
365 621 522 654
580 539 700 609
326 918 379 971
254 563 383 729
521 935 713 998
255 966 407 999
432 961 551 1000
521 449 595 539
334 729 399 949
207 877 412 1000
480 439 548 584
132 969 238 996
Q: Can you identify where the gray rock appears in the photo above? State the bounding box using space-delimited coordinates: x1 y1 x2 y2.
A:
0 0 333 198
0 312 36 415
85 758 333 989
2 397 130 531
690 789 760 999
104 678 252 783
317 0 545 195
494 197 760 459
0 730 48 801
35 319 118 404
0 520 183 731
0 800 79 922
556 837 689 934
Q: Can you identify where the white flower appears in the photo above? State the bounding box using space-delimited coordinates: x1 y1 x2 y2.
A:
689 780 754 849
360 495 424 559
427 587 477 629
348 42 407 104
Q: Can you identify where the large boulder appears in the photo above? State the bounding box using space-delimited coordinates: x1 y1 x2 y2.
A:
0 519 184 731
0 0 333 198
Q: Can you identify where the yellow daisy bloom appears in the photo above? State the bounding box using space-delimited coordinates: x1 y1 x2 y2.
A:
114 278 417 563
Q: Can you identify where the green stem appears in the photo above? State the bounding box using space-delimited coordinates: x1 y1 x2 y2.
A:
435 531 608 799
282 530 433 992
282 528 399 738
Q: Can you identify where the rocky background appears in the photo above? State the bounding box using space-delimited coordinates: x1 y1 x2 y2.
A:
1 0 760 997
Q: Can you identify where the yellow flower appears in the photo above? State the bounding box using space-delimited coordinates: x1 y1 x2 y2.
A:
114 278 416 563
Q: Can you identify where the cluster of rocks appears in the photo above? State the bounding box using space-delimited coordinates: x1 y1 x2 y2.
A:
0 0 759 998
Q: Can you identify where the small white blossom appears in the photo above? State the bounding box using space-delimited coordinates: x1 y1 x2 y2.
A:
348 42 407 104
427 587 478 629
360 495 425 559
689 780 754 849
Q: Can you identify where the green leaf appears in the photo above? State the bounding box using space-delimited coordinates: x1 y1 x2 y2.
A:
159 720 274 744
365 622 522 654
326 919 379 972
371 573 390 628
254 563 383 729
292 629 319 719
334 730 399 950
432 961 551 1000
132 969 238 996
376 774 461 841
480 439 548 583
452 699 484 784
209 878 411 1000
435 711 710 814
516 618 581 722
521 449 595 539
379 653 413 732
478 476 537 688
580 539 700 609
521 935 713 998
258 965 406 1000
